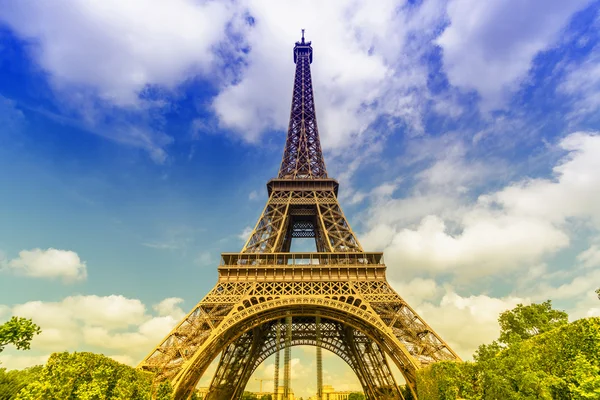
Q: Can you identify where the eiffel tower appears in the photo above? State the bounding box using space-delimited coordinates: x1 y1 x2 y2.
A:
139 32 460 400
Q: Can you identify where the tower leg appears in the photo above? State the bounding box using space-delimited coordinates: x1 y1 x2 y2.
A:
204 326 269 400
316 316 323 400
274 320 281 400
283 316 292 399
339 326 404 400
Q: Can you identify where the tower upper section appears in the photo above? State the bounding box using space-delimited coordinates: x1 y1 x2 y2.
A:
278 32 328 179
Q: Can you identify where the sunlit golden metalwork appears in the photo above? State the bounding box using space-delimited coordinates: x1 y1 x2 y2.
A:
139 32 459 400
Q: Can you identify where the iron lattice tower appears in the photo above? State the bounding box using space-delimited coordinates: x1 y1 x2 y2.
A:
139 33 460 400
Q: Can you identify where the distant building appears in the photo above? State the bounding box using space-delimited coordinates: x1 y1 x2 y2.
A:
268 386 295 400
194 386 295 399
307 385 358 400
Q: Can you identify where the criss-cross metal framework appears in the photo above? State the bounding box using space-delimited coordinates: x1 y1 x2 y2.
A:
139 34 460 400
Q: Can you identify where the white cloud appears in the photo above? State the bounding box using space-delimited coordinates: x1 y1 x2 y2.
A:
0 305 10 319
577 243 600 269
0 0 237 106
12 295 147 333
212 0 442 148
415 287 526 358
383 213 568 278
238 226 253 241
153 297 186 319
106 354 136 366
1 295 186 370
0 0 240 162
0 354 51 370
390 278 441 308
559 45 600 121
363 132 600 280
437 0 591 110
4 248 87 283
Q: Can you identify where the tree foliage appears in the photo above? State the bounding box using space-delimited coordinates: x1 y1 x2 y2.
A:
155 381 173 400
0 317 41 354
400 385 416 400
416 301 600 400
0 366 42 400
241 392 258 400
497 300 568 345
190 391 200 400
14 352 153 400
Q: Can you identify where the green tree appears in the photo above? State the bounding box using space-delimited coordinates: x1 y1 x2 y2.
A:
399 385 415 400
156 381 174 400
241 392 258 400
473 340 502 362
15 352 153 399
498 300 568 345
0 317 41 354
0 366 42 400
416 316 600 400
259 395 272 400
567 354 600 399
596 288 599 300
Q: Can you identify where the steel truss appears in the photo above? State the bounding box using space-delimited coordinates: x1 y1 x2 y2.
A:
139 34 460 400
203 317 404 400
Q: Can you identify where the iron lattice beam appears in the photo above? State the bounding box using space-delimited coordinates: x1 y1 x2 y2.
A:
278 35 327 179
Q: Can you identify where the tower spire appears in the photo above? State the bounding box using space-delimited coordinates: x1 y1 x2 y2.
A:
278 31 327 179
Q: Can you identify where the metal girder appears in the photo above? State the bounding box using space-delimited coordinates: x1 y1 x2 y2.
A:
199 317 404 400
316 316 323 400
278 35 326 179
204 325 270 400
283 316 292 400
241 189 363 253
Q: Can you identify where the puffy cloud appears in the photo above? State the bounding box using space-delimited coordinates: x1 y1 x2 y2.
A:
437 0 591 110
389 278 441 308
238 226 253 241
417 290 526 359
106 354 136 366
383 213 568 278
153 297 185 319
4 248 87 282
577 243 600 269
10 295 148 351
212 0 443 148
62 295 148 329
0 354 51 370
363 132 600 280
1 295 184 370
0 0 236 106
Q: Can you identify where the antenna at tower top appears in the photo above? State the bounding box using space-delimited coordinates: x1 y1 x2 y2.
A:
301 28 305 43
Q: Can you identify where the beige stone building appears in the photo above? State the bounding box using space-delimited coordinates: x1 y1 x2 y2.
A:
194 386 295 399
268 386 295 400
306 385 358 400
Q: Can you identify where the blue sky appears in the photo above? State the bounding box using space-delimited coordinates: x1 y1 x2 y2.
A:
1 0 600 396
